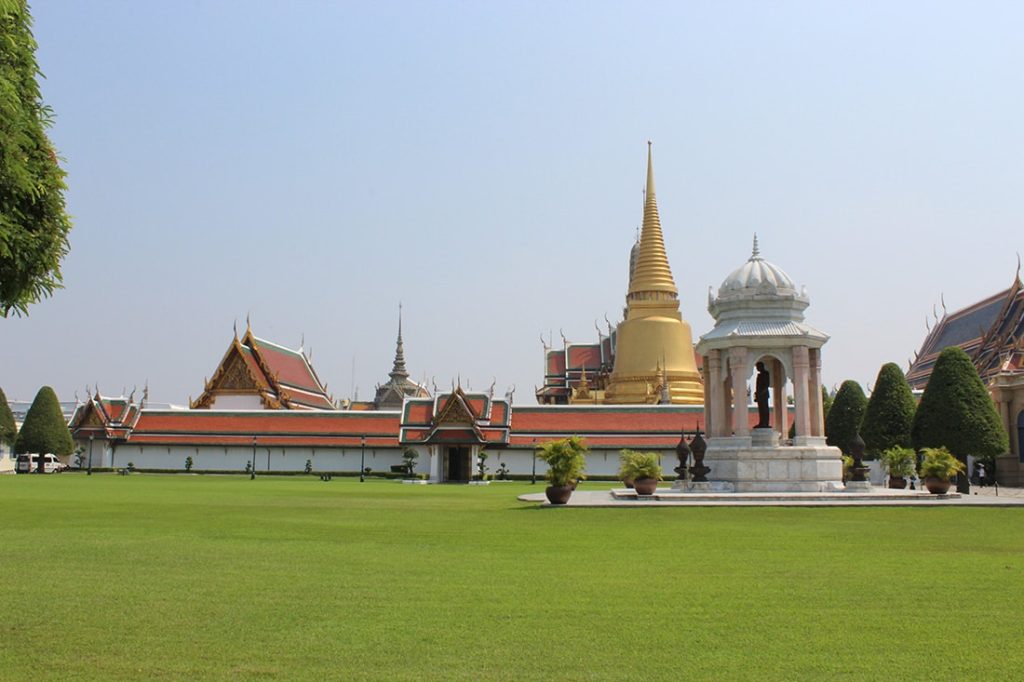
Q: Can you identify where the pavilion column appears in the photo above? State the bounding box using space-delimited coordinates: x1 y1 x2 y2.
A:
771 358 785 435
808 348 824 437
708 350 725 437
792 346 811 439
722 373 733 437
729 347 750 437
702 355 712 436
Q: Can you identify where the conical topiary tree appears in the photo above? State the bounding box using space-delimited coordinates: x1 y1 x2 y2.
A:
912 346 1008 493
826 380 868 455
14 386 73 472
861 363 917 458
0 386 16 452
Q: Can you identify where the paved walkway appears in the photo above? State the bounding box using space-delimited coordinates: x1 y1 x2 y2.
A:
518 486 1024 507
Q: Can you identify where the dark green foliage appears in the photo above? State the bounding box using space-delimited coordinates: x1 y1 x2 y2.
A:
0 1 73 316
13 386 72 465
185 456 193 472
0 386 16 445
537 436 588 486
911 347 1008 462
825 380 867 455
861 363 917 457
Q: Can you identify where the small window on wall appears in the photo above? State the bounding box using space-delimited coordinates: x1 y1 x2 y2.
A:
1017 410 1024 463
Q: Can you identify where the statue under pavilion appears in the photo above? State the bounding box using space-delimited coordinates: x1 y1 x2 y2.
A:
696 236 843 492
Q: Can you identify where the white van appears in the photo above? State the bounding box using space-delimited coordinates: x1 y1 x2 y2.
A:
15 454 67 474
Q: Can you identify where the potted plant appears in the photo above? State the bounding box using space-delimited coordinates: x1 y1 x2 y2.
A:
618 449 639 488
918 446 965 495
537 436 588 505
619 451 662 495
880 446 916 489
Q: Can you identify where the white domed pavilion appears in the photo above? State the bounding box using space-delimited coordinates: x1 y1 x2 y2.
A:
695 236 842 492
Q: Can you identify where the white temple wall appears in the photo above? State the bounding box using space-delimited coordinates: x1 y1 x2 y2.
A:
208 395 265 410
80 443 677 478
108 444 423 474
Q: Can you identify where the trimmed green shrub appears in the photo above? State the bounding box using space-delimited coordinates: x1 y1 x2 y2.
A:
880 446 916 478
918 446 966 480
0 2 74 316
619 451 663 481
14 386 73 471
825 380 867 455
0 386 16 446
912 347 1007 490
537 436 588 486
861 363 916 457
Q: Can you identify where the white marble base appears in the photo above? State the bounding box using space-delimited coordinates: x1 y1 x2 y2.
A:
844 480 872 491
751 428 780 448
468 480 491 486
703 442 843 493
668 480 732 493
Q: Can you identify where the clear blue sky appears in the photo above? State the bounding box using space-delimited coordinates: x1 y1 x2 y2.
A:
3 1 1023 404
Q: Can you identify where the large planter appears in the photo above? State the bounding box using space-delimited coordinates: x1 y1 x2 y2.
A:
545 485 573 505
621 478 634 489
633 477 658 495
924 476 952 495
887 476 907 490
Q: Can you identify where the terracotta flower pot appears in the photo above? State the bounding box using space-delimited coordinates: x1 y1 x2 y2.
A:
887 476 907 489
924 476 951 495
545 485 573 505
621 478 634 489
633 477 658 495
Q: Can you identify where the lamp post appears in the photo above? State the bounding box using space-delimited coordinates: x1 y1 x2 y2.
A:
87 435 94 476
531 438 537 485
250 435 257 480
360 435 366 482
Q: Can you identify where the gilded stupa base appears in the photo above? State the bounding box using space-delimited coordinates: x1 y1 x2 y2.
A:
604 374 704 405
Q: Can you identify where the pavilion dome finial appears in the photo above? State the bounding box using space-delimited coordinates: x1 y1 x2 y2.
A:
718 236 797 298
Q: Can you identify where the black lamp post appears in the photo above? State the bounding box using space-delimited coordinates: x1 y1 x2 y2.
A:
360 435 366 482
250 435 257 480
87 435 94 476
531 438 537 485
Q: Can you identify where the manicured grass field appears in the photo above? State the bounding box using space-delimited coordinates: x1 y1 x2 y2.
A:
1 474 1023 680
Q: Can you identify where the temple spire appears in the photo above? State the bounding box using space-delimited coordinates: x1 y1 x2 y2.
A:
751 233 760 260
390 303 408 379
628 141 678 299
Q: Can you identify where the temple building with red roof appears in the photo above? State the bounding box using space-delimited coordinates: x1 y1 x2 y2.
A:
190 325 335 410
907 269 1024 485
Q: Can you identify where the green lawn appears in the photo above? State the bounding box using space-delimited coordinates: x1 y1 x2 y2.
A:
1 475 1022 680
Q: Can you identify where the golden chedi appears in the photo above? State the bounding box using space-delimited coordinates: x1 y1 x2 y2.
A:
604 143 704 405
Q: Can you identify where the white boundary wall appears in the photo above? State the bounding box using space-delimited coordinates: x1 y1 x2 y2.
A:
86 442 680 478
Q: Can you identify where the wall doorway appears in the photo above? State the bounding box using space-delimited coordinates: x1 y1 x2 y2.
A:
445 446 471 482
